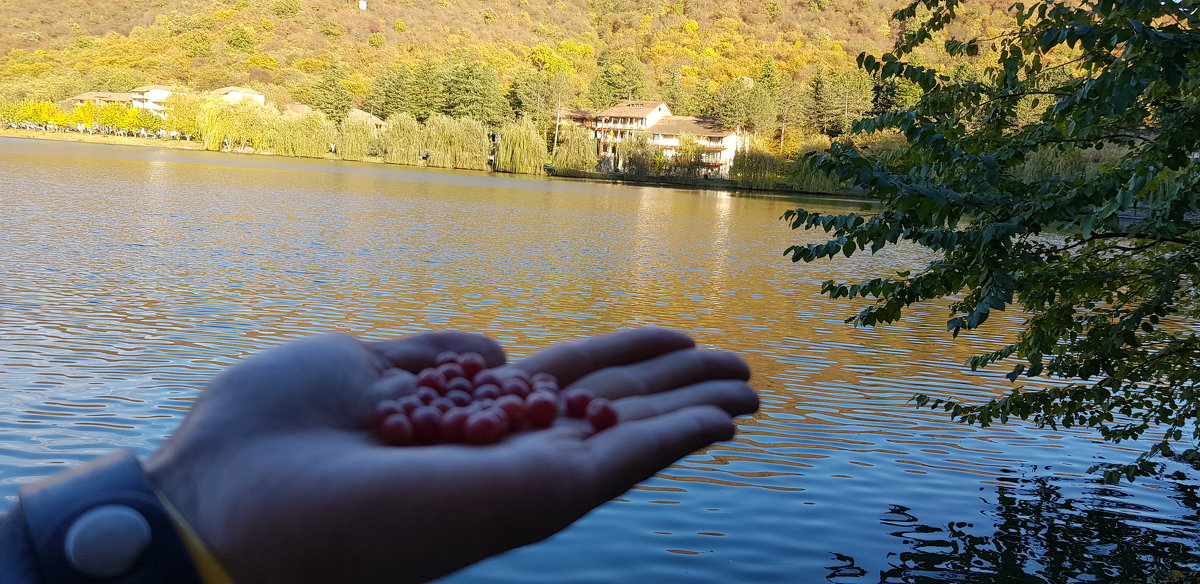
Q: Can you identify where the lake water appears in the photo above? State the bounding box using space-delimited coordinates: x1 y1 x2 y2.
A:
2 136 1198 582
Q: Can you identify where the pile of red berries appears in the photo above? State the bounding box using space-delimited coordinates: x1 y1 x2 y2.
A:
372 351 619 446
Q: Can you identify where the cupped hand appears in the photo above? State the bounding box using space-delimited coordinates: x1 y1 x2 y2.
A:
144 329 758 584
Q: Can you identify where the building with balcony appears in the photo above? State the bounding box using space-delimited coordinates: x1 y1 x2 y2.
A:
130 85 174 118
70 92 133 107
584 100 744 176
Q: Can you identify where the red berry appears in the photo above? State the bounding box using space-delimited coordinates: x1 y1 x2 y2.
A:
474 384 501 400
435 351 460 365
445 389 473 407
496 394 527 426
459 353 486 379
563 388 595 418
473 369 502 388
439 362 465 381
440 408 470 443
501 377 531 397
465 411 504 444
487 406 511 435
372 400 403 426
445 377 474 395
470 398 495 411
586 398 618 431
396 395 423 414
430 397 455 413
378 413 414 446
410 406 442 444
416 368 445 392
416 386 439 404
526 391 558 428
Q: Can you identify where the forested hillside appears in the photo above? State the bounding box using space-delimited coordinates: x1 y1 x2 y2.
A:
1 0 1013 109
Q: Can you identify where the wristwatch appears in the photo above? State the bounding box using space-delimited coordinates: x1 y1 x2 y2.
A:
9 450 201 584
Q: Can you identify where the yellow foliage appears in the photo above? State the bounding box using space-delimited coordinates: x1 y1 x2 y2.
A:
293 58 327 74
210 9 237 23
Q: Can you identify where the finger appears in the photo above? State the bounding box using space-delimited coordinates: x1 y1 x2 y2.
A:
570 348 750 400
613 380 759 421
515 328 696 385
366 369 417 403
583 406 736 502
368 331 505 373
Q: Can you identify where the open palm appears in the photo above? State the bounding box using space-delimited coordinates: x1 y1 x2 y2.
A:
145 328 758 584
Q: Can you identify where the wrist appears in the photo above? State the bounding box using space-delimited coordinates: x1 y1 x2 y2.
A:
17 450 202 583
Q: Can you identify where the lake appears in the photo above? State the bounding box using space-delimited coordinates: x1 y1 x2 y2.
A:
2 136 1197 582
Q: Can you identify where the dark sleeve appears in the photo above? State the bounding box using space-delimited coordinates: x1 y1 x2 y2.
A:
0 506 42 584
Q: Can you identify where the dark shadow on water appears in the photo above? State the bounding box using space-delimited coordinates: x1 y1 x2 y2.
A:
827 476 1200 583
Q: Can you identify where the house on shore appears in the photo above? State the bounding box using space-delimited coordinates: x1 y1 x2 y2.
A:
210 86 266 105
130 85 174 118
70 92 134 107
579 100 744 176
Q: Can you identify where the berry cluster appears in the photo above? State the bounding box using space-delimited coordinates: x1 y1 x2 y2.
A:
373 351 619 446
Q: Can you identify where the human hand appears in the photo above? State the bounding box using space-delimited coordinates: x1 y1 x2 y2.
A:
144 329 758 584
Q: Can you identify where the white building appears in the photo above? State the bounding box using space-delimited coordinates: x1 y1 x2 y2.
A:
69 92 133 107
649 116 741 175
209 86 266 105
588 100 744 176
130 85 174 118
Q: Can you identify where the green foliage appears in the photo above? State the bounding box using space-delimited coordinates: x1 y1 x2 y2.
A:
422 114 490 171
812 68 874 136
731 140 782 188
271 111 333 158
668 134 705 178
306 69 353 123
379 113 423 165
70 102 100 126
494 117 546 175
393 19 407 33
224 24 257 53
711 76 778 135
337 118 374 161
617 132 655 177
163 93 206 139
196 103 230 150
368 32 384 48
271 0 301 18
790 0 1200 481
552 123 597 176
442 61 511 127
508 68 573 132
588 51 648 108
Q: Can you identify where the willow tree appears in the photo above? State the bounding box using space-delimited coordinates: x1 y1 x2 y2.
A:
423 114 490 171
197 104 230 151
552 123 598 176
669 134 706 178
494 118 546 175
617 132 655 178
380 113 424 166
337 118 375 161
730 140 782 189
226 101 275 151
788 0 1200 481
272 111 333 158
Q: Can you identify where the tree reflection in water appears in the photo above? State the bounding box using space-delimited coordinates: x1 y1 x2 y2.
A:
827 477 1200 583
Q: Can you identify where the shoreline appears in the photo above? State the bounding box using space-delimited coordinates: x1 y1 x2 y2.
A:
0 128 861 200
